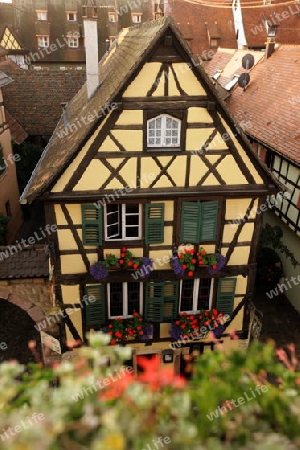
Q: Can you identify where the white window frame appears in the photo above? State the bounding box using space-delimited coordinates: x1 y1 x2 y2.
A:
108 282 143 319
37 35 49 48
147 114 181 148
108 12 117 23
132 13 142 23
67 11 77 22
36 10 47 21
179 279 214 314
104 204 142 241
67 35 79 48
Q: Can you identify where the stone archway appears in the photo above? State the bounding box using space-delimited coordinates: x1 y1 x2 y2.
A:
0 287 47 364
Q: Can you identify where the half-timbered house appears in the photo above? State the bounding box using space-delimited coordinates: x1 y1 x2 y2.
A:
21 16 280 363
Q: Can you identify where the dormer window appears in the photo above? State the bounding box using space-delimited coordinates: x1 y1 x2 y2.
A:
147 114 181 148
67 11 77 22
108 12 117 23
132 13 142 23
37 35 49 48
36 10 47 21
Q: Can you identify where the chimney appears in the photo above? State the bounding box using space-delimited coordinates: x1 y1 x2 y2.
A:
83 1 99 99
265 24 278 59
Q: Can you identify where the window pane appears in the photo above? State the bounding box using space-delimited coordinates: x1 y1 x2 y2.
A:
149 138 154 145
109 283 123 317
126 204 139 214
149 130 155 137
165 138 171 145
166 130 171 136
149 121 155 129
180 280 194 312
173 121 178 129
166 117 172 128
197 278 210 311
127 283 140 315
125 226 139 238
156 117 162 128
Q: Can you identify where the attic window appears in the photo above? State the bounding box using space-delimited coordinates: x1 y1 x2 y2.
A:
132 13 142 23
209 38 219 48
164 36 173 46
37 35 49 48
147 114 181 148
213 70 222 80
67 12 77 22
108 12 117 23
36 10 47 21
225 76 239 90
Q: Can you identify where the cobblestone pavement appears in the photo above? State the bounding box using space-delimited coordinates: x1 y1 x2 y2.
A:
252 286 300 358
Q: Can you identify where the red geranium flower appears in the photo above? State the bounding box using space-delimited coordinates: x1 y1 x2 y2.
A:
188 271 193 276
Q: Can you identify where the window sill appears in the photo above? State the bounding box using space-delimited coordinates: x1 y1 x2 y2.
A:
146 147 182 152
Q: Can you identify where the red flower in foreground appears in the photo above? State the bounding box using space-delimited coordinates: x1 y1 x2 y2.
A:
99 372 134 401
188 271 193 277
136 355 186 390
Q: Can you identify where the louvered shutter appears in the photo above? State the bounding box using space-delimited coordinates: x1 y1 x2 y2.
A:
180 202 201 243
145 203 165 244
162 282 179 320
81 205 102 246
199 200 219 242
216 278 236 316
85 285 106 328
145 282 164 322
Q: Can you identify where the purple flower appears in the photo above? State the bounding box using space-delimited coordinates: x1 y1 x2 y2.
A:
140 323 153 341
90 262 108 281
170 256 185 276
169 323 183 340
139 257 153 278
208 254 227 275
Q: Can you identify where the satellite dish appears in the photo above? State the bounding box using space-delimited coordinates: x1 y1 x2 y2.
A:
242 54 255 70
238 73 250 88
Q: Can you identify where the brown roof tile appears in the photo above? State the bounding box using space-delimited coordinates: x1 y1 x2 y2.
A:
227 45 300 164
1 68 86 136
0 245 49 279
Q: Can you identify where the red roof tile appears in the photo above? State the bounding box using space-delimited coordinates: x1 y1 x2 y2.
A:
240 0 300 47
227 45 300 164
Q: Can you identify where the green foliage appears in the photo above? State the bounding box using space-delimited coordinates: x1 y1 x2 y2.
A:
259 225 300 268
1 336 300 449
12 141 44 193
0 213 9 245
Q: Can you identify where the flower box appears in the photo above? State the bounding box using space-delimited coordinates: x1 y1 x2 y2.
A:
170 246 226 277
90 248 153 281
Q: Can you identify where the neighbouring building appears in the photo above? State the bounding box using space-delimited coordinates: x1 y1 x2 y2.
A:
226 44 300 311
20 17 280 368
0 71 22 244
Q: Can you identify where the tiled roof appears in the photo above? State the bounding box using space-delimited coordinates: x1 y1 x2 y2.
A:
20 16 282 204
4 108 28 144
227 45 300 164
203 48 264 88
241 0 300 47
1 68 86 136
170 0 237 56
0 70 12 87
0 245 49 279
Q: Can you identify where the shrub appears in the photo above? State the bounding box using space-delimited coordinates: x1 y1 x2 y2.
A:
0 337 300 449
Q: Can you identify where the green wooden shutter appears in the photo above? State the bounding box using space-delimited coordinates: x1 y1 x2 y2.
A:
81 205 102 246
216 278 236 316
145 282 164 322
162 281 179 320
145 203 165 244
199 200 219 242
0 145 5 177
180 202 201 243
85 285 106 328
